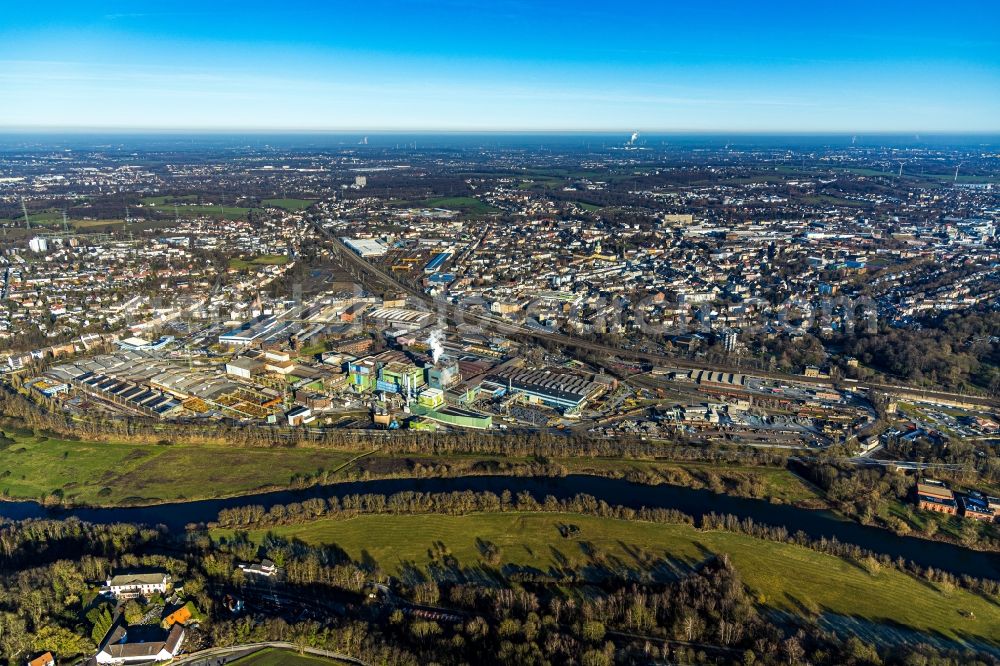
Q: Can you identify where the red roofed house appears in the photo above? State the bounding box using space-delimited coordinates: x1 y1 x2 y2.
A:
27 653 55 666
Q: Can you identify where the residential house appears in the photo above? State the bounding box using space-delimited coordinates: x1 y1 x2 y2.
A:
162 605 192 628
95 619 185 665
106 571 169 600
238 559 279 577
26 653 55 666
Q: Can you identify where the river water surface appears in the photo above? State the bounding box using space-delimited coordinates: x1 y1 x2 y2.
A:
1 474 996 579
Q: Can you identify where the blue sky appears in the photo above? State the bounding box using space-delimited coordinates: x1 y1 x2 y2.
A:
1 1 998 131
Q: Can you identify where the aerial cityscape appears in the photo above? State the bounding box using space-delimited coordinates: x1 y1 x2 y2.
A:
0 2 999 666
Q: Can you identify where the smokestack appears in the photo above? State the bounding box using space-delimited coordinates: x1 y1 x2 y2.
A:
426 329 445 365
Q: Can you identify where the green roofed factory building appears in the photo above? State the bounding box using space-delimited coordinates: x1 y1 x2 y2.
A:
410 402 493 429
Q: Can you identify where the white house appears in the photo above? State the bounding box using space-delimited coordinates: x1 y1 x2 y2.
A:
96 623 185 665
106 572 169 600
238 558 278 577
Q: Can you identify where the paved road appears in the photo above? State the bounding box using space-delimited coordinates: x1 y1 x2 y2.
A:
790 454 965 471
174 641 367 665
315 220 999 410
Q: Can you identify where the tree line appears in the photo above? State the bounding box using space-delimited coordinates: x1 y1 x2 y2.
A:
211 489 999 598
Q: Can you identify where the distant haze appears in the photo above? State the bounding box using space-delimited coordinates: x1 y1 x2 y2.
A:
1 132 998 153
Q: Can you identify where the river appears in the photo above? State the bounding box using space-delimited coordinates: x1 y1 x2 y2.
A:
1 474 997 579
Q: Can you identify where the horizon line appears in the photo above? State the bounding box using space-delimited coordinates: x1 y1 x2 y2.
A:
1 126 999 136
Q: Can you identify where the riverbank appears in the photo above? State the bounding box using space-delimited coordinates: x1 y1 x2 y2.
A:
0 426 821 507
340 452 821 504
0 430 817 508
2 474 997 581
212 510 1000 643
0 433 359 505
1 430 995 561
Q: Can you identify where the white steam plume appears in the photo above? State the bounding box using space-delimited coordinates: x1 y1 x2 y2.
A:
427 329 445 365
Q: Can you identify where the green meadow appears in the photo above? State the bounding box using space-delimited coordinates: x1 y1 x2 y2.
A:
218 512 1000 642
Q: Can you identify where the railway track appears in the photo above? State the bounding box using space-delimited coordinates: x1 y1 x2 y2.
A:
313 219 999 411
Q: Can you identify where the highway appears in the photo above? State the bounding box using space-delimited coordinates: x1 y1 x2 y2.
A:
313 219 999 411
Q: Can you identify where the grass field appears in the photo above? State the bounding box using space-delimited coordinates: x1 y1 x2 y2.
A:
0 212 127 231
0 428 822 507
401 196 499 214
1 208 79 226
217 512 1000 642
163 204 253 220
231 648 345 665
262 198 315 211
228 254 291 270
296 342 328 357
141 197 254 220
0 434 357 505
73 218 128 229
